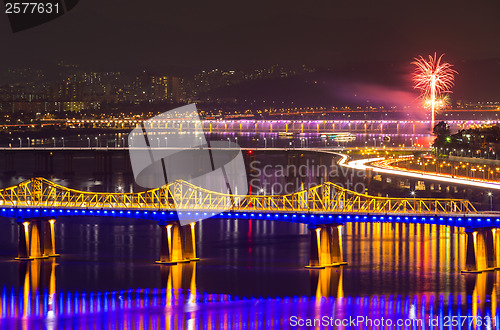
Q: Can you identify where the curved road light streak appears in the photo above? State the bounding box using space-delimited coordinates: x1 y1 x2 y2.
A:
338 154 500 190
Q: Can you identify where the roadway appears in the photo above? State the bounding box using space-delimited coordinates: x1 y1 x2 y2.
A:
338 154 500 191
0 146 430 152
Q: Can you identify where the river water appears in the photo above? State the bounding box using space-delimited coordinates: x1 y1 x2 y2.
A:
0 218 497 329
0 135 497 329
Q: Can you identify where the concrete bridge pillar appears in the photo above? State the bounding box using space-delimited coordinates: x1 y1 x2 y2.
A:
156 221 198 264
306 224 347 269
15 218 59 260
43 219 59 257
16 220 30 260
29 219 44 258
183 222 200 261
462 227 499 273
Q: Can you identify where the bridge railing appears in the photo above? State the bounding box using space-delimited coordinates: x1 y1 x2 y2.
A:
174 181 477 214
0 178 477 214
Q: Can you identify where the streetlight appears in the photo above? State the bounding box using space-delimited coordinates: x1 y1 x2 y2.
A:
95 137 98 147
52 137 55 147
87 137 90 148
18 137 21 148
410 190 416 205
62 137 65 148
27 137 30 147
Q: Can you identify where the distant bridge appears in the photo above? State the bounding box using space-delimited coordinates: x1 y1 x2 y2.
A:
63 118 500 133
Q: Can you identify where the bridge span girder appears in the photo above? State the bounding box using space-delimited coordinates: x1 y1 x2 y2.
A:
0 177 477 215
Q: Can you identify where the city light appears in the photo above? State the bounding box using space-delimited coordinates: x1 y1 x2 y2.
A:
340 154 500 190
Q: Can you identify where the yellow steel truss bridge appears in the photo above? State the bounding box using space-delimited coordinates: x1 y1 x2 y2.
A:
0 177 477 214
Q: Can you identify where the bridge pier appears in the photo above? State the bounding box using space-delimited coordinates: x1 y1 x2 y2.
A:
15 218 59 260
462 227 499 273
43 219 59 257
183 222 200 261
156 221 199 264
306 224 347 269
16 221 31 260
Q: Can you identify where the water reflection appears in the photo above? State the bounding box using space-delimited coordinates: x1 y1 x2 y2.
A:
0 221 500 328
161 263 197 307
0 272 499 329
311 267 344 299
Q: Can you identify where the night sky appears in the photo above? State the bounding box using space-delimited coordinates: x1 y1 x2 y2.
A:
1 1 500 71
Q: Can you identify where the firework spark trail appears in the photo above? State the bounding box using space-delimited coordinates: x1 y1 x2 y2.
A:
412 53 457 128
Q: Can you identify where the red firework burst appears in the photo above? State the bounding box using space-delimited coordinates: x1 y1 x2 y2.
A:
412 53 457 126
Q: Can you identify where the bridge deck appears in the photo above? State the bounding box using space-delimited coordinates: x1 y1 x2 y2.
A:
0 206 496 228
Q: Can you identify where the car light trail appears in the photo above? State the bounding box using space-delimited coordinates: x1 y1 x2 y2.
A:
338 154 500 190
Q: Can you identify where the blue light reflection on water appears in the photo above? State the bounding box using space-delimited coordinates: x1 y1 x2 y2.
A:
0 220 499 328
0 288 499 329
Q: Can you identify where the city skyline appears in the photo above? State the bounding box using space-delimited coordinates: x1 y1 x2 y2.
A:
2 59 500 115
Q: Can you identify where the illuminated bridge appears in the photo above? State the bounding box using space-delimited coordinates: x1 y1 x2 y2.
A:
65 118 500 133
0 178 496 273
